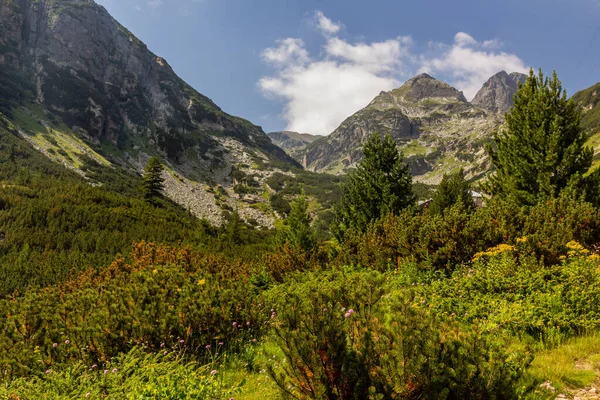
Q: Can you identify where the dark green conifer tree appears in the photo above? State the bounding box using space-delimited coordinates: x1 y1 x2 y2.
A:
429 169 475 216
332 132 414 240
141 156 164 203
486 69 596 206
277 193 316 252
223 210 245 246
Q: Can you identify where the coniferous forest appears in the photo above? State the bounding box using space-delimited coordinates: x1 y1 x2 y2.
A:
1 62 600 400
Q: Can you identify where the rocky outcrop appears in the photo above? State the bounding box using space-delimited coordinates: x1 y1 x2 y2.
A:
267 131 317 161
572 81 600 168
472 71 527 114
301 73 502 183
0 0 298 179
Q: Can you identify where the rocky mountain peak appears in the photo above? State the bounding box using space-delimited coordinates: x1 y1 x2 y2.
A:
472 71 527 114
390 73 468 103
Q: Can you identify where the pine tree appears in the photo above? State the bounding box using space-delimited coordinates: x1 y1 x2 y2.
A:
141 156 164 203
278 193 316 252
429 169 475 216
222 210 245 246
332 132 415 240
486 69 594 206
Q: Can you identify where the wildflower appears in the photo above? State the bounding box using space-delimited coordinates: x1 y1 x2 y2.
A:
92 364 97 369
160 342 165 348
218 342 224 346
85 393 90 398
246 321 250 326
232 322 237 327
65 340 70 345
52 343 58 348
344 309 355 318
163 350 168 355
210 370 217 375
179 339 185 344
450 313 456 317
112 368 118 373
45 370 50 374
205 344 211 349
197 278 206 285
104 370 109 374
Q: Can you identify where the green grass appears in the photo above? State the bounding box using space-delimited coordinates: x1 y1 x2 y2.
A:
12 105 111 171
222 341 283 400
401 140 429 156
525 333 600 394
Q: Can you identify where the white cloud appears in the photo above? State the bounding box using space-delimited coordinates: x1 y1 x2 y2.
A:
315 11 342 36
262 38 310 67
259 13 528 135
325 37 411 73
259 19 411 135
419 32 528 100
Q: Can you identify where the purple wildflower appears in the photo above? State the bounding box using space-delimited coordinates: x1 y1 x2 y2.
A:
52 343 58 348
210 370 217 375
112 368 118 373
104 370 109 374
45 370 50 374
218 342 224 346
64 340 70 345
179 339 184 344
205 344 211 349
232 322 237 327
92 364 97 369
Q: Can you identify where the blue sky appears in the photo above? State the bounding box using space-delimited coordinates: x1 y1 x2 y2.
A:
96 0 600 135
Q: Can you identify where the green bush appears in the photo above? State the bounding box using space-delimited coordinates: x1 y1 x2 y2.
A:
336 193 600 273
264 269 530 399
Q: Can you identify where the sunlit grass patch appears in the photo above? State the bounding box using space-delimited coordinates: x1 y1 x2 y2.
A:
526 333 600 392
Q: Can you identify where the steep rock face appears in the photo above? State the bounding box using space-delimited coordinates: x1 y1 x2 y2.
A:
302 74 502 183
572 82 600 169
0 0 297 180
266 131 317 161
472 71 527 114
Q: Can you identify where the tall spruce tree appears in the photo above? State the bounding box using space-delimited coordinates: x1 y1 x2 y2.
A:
486 69 595 206
141 156 164 203
429 169 475 216
278 193 316 252
332 132 415 240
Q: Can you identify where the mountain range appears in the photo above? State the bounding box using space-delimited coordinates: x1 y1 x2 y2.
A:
297 71 525 183
1 0 599 223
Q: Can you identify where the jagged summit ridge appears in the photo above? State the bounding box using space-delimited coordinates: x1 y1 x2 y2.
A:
300 73 502 182
392 73 468 103
472 71 527 114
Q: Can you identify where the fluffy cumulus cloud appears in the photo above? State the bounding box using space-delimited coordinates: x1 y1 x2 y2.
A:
259 12 528 135
420 32 528 100
315 11 342 36
259 12 411 135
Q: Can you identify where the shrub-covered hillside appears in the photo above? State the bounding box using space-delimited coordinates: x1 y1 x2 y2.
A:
2 70 600 399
